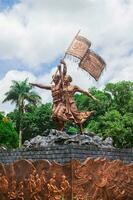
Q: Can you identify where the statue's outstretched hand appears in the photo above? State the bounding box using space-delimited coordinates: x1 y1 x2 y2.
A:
58 64 61 71
29 83 35 86
92 95 99 101
60 59 66 65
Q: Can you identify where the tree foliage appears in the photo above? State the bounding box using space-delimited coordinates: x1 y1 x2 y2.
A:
3 79 41 147
3 79 41 108
104 81 133 114
78 81 133 148
8 103 55 142
0 113 18 148
4 80 133 148
22 103 55 142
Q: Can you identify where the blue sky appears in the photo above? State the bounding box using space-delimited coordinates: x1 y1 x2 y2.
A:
0 56 61 79
0 0 133 113
0 0 20 10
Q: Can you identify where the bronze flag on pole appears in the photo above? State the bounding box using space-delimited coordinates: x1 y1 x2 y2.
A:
66 33 106 81
66 35 91 59
79 50 106 81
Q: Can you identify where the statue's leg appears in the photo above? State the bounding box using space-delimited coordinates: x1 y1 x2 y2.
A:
78 124 83 134
56 119 64 131
58 121 65 131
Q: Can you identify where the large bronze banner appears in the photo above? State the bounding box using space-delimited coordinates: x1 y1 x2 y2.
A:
66 34 106 81
80 50 106 81
66 35 91 59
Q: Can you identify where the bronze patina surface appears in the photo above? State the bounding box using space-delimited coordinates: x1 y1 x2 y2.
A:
66 33 106 81
66 35 91 59
30 34 106 133
0 158 133 200
31 60 97 133
80 50 106 81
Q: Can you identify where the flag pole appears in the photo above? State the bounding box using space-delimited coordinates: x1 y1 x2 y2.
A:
63 29 81 59
51 30 81 83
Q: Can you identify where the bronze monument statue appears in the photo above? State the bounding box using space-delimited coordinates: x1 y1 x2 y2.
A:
31 33 105 133
30 60 68 131
1 32 133 200
31 59 97 133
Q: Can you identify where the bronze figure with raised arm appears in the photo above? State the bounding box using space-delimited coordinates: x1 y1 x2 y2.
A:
31 60 98 133
30 60 68 131
62 74 97 133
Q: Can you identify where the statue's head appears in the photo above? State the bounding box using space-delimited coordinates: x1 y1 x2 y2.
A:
19 181 23 187
52 172 56 178
52 74 60 84
64 75 72 85
62 175 66 180
33 169 36 175
12 180 16 188
36 174 39 179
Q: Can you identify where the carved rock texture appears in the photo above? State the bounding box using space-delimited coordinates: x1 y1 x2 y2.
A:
23 129 114 149
0 158 133 200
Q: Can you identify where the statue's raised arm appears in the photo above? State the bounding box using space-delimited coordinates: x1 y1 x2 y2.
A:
60 59 67 76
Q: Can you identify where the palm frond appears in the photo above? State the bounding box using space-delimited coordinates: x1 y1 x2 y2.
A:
3 78 41 108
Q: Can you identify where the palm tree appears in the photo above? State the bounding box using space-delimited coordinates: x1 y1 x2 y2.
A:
3 79 41 147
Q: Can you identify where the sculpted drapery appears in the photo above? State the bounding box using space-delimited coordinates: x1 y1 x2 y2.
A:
30 60 97 133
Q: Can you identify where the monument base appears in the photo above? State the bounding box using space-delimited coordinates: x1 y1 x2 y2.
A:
0 157 133 200
0 131 133 199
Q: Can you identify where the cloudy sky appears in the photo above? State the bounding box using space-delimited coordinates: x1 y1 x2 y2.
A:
0 0 133 112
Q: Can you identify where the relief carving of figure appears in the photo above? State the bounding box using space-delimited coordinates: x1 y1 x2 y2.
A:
28 170 41 200
17 181 24 200
8 180 17 200
60 175 71 199
28 171 36 194
34 174 41 200
0 173 9 199
40 171 46 190
47 173 62 200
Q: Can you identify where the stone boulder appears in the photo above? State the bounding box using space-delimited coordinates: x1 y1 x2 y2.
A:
23 129 115 149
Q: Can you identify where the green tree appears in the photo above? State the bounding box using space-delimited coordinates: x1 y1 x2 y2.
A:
3 79 41 147
0 113 18 148
6 80 133 148
8 103 55 142
22 103 55 141
87 110 133 148
75 81 133 148
104 81 133 114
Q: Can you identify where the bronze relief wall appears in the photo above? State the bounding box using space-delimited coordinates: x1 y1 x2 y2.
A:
0 157 133 200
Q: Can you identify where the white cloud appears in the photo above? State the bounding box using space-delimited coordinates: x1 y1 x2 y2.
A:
0 0 132 67
0 0 133 112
